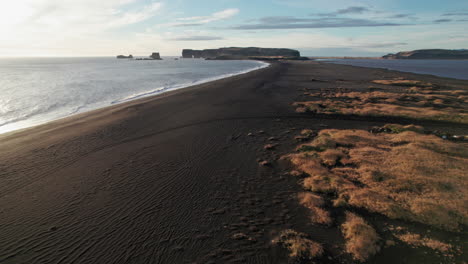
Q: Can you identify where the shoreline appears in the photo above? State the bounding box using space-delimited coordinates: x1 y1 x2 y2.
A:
0 59 269 135
317 59 468 80
0 61 466 264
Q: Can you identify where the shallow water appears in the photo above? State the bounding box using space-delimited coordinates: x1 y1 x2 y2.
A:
321 59 468 80
0 57 268 134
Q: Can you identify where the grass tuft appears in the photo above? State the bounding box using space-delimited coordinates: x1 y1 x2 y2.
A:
298 192 333 225
272 229 324 260
341 212 380 262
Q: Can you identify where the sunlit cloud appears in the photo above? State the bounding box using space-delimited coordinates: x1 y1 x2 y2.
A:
169 8 239 27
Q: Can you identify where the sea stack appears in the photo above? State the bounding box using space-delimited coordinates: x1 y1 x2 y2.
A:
150 52 162 60
116 54 133 59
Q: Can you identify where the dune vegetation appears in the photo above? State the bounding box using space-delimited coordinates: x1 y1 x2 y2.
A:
294 78 468 124
278 123 467 262
276 77 467 262
287 127 468 231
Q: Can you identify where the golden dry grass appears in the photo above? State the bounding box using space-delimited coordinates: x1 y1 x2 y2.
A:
394 232 453 253
286 128 468 231
294 78 468 123
294 100 468 124
298 192 333 225
341 212 380 261
372 79 432 87
272 229 324 259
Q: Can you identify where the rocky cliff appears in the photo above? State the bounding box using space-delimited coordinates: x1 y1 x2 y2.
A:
382 49 468 59
182 47 301 59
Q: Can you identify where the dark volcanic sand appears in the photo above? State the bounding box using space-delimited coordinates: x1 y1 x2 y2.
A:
0 61 467 264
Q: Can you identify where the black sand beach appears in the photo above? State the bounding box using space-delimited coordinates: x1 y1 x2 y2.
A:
0 61 466 263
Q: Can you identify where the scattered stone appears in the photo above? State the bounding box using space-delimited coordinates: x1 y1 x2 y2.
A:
212 209 226 215
247 132 254 137
232 233 248 240
258 160 272 167
452 135 468 141
264 144 277 150
258 130 265 134
268 137 278 141
230 134 240 141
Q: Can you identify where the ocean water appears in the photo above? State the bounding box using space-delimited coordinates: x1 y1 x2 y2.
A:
321 59 468 80
0 57 268 134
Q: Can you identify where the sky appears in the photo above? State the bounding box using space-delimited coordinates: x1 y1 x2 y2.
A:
0 0 467 57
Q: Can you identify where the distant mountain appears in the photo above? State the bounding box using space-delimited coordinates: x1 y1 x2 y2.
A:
382 49 468 59
182 47 301 60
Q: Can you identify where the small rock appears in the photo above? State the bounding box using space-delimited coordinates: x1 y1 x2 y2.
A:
232 233 248 240
258 160 271 167
247 132 254 137
264 144 277 150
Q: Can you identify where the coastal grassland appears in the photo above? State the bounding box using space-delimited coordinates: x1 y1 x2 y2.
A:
281 125 467 261
288 128 468 231
294 78 468 124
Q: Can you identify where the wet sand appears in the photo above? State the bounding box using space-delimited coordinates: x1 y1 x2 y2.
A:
0 61 466 264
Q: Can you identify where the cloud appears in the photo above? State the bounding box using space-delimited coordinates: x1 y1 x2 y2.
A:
337 6 369 14
0 0 164 56
170 36 224 41
231 17 405 30
107 2 162 28
314 6 370 17
434 19 452 23
388 14 412 19
442 12 468 16
0 0 162 34
170 8 239 27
